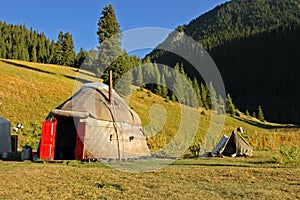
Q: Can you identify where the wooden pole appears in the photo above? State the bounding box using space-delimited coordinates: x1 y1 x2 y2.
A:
109 70 113 104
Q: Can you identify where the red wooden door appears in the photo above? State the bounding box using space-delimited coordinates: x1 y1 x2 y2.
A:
75 122 86 160
39 119 57 160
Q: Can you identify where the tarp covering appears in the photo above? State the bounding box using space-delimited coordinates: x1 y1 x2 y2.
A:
221 131 253 157
0 117 12 153
212 135 229 154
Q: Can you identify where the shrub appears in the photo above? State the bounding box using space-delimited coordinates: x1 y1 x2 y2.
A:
165 96 170 103
147 90 152 97
273 142 300 164
189 143 201 157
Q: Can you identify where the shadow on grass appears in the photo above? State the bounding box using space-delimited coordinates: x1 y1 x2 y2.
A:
172 158 283 168
234 117 299 130
2 59 93 84
63 75 92 84
2 59 55 75
72 68 97 79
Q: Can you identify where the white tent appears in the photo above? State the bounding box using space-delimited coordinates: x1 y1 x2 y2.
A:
40 83 150 160
0 117 11 153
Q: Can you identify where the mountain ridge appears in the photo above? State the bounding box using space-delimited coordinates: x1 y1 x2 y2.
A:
148 0 300 124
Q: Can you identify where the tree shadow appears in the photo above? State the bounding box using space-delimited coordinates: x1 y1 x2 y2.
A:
234 117 299 130
2 59 94 84
63 75 92 84
72 68 97 79
2 59 55 75
172 159 282 168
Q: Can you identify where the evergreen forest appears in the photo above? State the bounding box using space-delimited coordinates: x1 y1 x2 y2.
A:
148 0 300 123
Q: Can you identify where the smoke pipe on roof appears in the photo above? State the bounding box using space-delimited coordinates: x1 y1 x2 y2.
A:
109 70 113 104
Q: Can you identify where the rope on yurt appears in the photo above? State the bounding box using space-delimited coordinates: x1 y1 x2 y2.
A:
111 97 121 160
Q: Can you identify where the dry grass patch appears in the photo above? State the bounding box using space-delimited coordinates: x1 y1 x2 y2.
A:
0 156 299 199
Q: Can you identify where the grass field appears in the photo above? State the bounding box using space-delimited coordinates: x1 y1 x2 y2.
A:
0 59 299 199
0 153 299 199
0 59 98 147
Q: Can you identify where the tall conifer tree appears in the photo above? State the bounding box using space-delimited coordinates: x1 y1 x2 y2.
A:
54 31 64 65
63 32 76 66
95 4 122 78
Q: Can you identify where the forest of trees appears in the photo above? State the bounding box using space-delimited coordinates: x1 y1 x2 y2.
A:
1 0 299 123
148 0 300 123
0 21 86 68
93 4 233 114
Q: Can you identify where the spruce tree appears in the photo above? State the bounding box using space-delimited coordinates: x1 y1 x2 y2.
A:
160 74 169 98
200 83 209 109
218 95 225 114
246 109 250 117
53 31 64 65
95 4 122 78
257 105 265 122
226 93 236 117
134 66 143 86
192 77 202 108
75 47 88 68
208 82 218 111
173 64 185 104
63 32 76 66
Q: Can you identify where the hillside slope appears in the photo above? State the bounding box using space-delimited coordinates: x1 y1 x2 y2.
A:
0 59 98 147
149 0 300 124
0 59 299 152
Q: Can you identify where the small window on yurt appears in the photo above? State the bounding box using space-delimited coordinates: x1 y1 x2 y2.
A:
129 136 134 142
109 134 112 141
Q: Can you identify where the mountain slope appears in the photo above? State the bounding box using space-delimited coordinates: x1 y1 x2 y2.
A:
0 59 98 147
182 0 300 49
148 0 300 123
0 59 299 151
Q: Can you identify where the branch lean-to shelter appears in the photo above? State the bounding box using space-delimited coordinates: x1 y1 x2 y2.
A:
0 117 11 154
211 128 253 157
39 82 150 160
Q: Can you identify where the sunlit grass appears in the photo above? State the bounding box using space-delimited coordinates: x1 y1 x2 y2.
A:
0 58 299 158
0 59 300 199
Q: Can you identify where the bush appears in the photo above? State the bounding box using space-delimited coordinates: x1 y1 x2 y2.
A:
165 96 170 103
273 142 300 164
189 143 201 157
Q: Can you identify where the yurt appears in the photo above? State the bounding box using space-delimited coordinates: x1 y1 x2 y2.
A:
39 82 150 160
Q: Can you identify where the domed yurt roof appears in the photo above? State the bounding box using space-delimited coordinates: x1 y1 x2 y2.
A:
50 82 141 126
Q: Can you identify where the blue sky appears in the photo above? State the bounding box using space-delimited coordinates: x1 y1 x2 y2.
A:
0 0 228 54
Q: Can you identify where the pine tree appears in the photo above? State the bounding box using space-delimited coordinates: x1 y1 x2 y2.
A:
53 31 64 65
192 77 202 108
257 105 265 122
160 74 169 98
208 82 218 111
246 109 250 117
152 63 161 93
218 95 225 114
63 32 76 66
74 47 88 68
115 70 133 97
226 93 236 117
173 64 185 104
200 83 209 109
30 43 37 62
134 66 143 86
95 4 122 78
